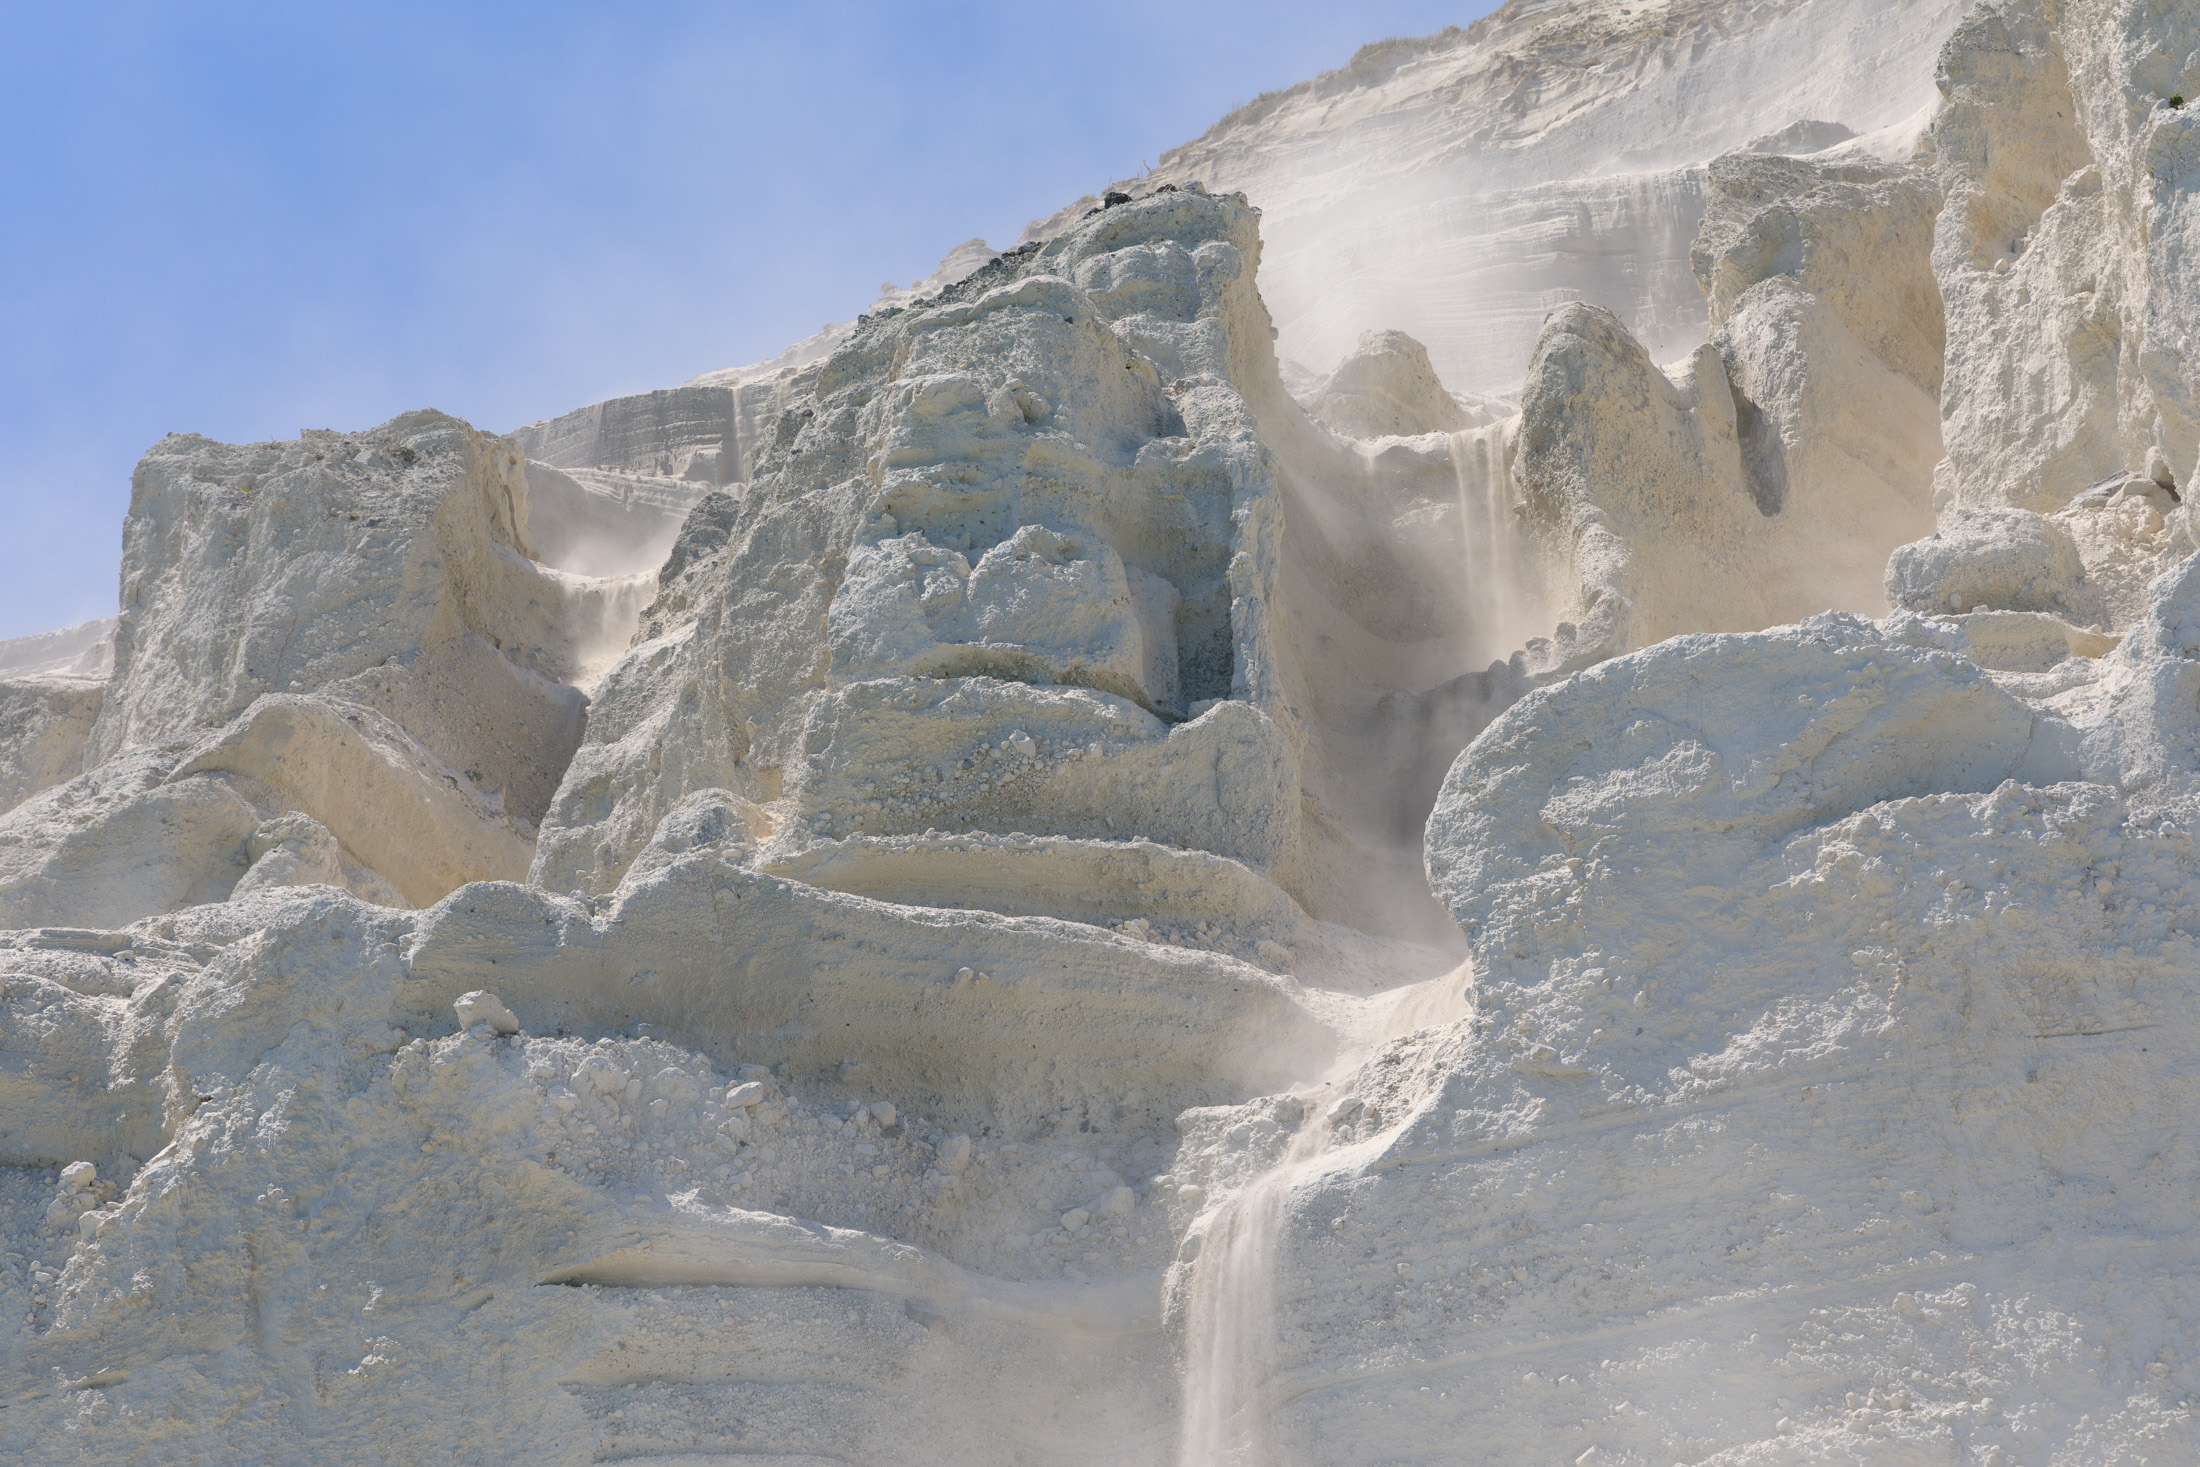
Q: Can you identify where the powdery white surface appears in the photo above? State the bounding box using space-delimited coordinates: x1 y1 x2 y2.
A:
1095 0 1973 394
5 0 2200 1463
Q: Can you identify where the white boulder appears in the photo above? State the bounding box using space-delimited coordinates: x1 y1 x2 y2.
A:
452 990 520 1036
1885 506 2088 614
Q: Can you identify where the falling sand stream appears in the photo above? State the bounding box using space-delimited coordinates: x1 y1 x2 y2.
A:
1171 407 1540 1462
1176 964 1475 1466
1447 420 1540 667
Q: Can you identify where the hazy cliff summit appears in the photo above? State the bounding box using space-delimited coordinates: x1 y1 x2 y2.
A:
1103 0 1974 393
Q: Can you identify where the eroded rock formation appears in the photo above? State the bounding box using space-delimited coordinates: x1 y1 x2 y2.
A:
4 0 2200 1463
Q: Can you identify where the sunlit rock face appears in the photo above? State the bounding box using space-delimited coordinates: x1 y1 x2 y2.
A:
1083 0 1975 395
6 1 2200 1464
1931 0 2200 516
1217 3 2200 1464
0 412 641 930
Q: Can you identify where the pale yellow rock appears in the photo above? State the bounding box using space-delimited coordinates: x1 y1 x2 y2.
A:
175 695 533 907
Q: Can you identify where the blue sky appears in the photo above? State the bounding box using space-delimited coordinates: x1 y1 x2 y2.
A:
0 1 1497 641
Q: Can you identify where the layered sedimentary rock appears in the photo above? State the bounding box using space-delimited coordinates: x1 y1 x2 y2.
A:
1181 4 2200 1463
525 188 1518 945
5 1 2200 1464
0 412 640 931
1082 0 1974 392
503 242 1011 585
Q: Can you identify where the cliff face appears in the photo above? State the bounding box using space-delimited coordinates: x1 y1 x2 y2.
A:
4 1 2200 1463
1119 0 1975 394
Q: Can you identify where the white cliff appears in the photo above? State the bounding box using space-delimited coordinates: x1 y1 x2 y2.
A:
1094 0 1976 394
4 1 2200 1464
